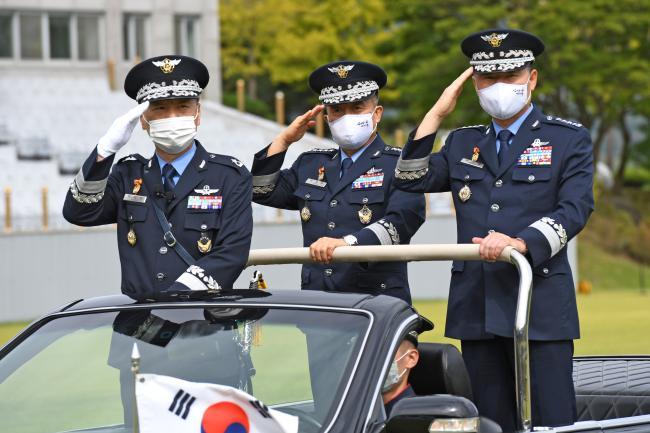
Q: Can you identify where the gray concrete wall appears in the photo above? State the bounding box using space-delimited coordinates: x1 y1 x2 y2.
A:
0 217 577 322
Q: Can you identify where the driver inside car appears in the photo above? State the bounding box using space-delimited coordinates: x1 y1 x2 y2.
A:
382 330 420 416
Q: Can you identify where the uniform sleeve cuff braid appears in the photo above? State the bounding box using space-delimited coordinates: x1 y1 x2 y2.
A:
395 156 429 180
529 217 567 257
364 219 400 245
176 265 221 292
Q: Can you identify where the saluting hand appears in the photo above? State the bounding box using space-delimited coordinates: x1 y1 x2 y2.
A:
310 237 347 264
96 101 150 161
414 67 474 139
267 105 325 157
472 232 527 262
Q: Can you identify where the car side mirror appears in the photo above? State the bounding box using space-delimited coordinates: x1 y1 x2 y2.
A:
385 395 481 433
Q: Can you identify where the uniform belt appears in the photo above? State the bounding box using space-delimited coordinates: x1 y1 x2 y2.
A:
151 202 196 267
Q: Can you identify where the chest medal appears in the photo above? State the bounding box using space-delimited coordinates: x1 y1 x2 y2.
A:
197 234 212 254
458 185 472 202
358 204 372 224
127 226 137 246
300 206 312 222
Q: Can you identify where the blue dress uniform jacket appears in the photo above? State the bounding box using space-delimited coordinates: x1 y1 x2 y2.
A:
63 140 253 298
251 136 426 303
394 106 594 340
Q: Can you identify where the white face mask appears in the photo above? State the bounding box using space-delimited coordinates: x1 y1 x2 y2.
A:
382 349 412 393
477 79 530 120
327 109 377 150
144 111 198 154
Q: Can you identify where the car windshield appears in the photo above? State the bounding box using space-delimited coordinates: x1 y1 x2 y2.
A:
0 305 370 433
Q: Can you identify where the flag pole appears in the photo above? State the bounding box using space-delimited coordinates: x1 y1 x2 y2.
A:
131 343 140 433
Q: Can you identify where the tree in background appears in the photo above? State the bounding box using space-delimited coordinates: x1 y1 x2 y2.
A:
220 0 649 185
220 0 389 109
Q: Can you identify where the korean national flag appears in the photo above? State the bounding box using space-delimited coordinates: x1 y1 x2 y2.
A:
136 373 299 433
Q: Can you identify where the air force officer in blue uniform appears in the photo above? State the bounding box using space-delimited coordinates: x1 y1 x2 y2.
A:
251 61 425 303
63 56 253 299
394 30 594 429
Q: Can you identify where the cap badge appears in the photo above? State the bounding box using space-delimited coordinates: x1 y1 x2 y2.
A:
152 58 181 74
328 64 354 79
481 32 509 48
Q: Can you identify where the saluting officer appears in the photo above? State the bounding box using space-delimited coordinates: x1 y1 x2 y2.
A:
394 30 594 429
251 61 425 303
63 55 253 298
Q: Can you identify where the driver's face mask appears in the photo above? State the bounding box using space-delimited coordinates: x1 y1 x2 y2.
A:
381 349 414 393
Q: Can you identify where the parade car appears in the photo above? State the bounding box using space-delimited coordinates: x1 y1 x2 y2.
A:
0 245 649 433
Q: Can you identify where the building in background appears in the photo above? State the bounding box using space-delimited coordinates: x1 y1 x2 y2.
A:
0 0 337 231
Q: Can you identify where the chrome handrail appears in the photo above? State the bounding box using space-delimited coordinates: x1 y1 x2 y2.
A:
246 243 533 432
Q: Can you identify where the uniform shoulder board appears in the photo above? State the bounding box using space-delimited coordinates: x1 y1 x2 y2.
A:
452 124 485 132
117 154 147 164
207 153 249 173
383 145 402 154
544 116 583 129
303 147 337 155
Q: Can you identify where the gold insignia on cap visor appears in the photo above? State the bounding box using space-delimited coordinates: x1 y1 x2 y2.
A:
328 64 354 79
152 58 181 74
481 32 509 48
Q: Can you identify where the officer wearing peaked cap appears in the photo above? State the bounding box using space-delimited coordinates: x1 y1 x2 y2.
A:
250 60 425 303
63 55 253 299
395 29 594 429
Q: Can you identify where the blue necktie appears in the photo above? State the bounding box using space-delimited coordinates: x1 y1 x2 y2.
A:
340 158 353 179
162 163 177 193
497 129 514 166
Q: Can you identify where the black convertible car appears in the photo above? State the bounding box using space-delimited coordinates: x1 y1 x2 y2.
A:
0 244 648 433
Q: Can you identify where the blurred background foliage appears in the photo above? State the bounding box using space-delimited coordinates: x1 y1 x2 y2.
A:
220 0 650 287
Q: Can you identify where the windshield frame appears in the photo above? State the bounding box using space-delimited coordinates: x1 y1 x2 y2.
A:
0 301 375 433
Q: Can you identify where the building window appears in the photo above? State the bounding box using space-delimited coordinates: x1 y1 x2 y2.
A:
123 14 148 61
0 11 101 62
77 15 100 61
175 16 199 57
0 13 12 58
49 14 71 59
19 13 42 59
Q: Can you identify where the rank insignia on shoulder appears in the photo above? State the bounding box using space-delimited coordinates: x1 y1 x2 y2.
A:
518 145 552 166
194 185 220 195
454 124 484 131
231 158 244 167
546 116 582 128
187 195 222 210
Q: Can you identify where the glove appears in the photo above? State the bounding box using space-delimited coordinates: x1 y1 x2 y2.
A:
96 101 150 158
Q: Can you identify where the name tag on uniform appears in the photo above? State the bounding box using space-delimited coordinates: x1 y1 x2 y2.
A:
305 178 327 188
460 158 484 169
123 194 147 203
187 195 222 210
518 146 552 166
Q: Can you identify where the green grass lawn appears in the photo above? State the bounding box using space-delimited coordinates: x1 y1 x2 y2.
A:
411 290 650 355
578 236 649 291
